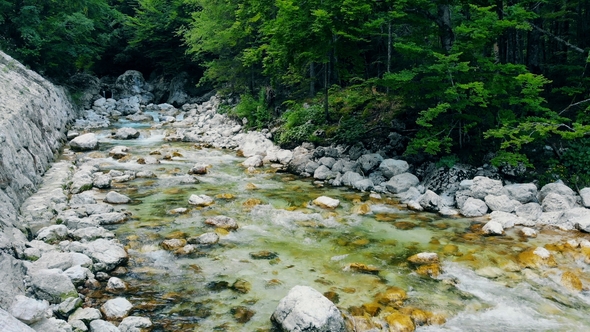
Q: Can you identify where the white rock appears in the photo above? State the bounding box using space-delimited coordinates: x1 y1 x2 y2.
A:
104 191 131 204
9 295 49 324
114 127 140 139
118 316 152 332
29 317 73 332
521 227 537 237
482 221 504 235
108 146 129 160
313 196 340 209
504 183 537 204
0 308 36 331
484 195 516 212
106 277 127 293
68 307 102 324
242 155 264 167
580 188 590 208
271 286 345 332
101 297 133 320
460 197 488 217
385 173 420 194
533 247 551 259
89 319 120 332
70 133 99 151
542 192 574 212
378 159 409 179
188 194 214 206
470 176 504 200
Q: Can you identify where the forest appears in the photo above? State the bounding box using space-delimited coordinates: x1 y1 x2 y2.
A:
2 0 590 187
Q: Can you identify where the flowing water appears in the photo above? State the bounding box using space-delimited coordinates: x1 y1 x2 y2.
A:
64 119 590 331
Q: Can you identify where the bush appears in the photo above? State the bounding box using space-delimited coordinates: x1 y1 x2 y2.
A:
233 90 271 129
276 104 325 147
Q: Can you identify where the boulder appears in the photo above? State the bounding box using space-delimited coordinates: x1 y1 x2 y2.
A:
418 190 441 212
385 173 420 194
579 188 590 208
460 197 488 217
106 277 128 293
204 215 238 230
378 159 409 179
56 297 82 318
114 70 153 103
64 265 93 286
313 165 337 180
114 127 140 140
188 194 214 206
93 173 112 189
68 307 102 324
83 239 128 271
9 295 49 324
515 203 542 221
538 182 576 205
243 155 264 167
352 179 374 192
188 164 208 175
567 208 590 232
271 285 345 332
30 269 78 304
341 171 364 187
357 153 384 173
89 319 120 332
542 192 574 212
36 225 69 243
318 157 337 169
29 318 72 332
187 232 219 246
69 133 99 151
489 210 529 228
484 195 516 213
118 316 152 332
238 132 275 157
313 196 340 209
504 183 537 204
101 297 133 320
482 220 504 235
0 308 36 332
470 176 504 200
104 191 131 204
30 251 73 271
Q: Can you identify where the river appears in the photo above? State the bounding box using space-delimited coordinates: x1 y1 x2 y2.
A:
62 116 590 331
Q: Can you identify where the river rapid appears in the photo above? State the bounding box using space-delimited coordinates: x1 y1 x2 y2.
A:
61 115 590 332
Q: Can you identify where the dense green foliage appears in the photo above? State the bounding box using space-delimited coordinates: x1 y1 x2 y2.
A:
2 0 590 184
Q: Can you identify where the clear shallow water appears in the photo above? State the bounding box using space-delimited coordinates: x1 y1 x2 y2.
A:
70 119 590 331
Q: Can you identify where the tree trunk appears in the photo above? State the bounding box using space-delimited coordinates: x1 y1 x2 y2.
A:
309 62 315 97
437 4 454 53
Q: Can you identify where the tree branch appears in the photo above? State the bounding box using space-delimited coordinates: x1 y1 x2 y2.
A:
527 22 585 54
559 97 590 115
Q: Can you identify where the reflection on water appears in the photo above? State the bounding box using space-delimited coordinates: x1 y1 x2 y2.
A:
72 120 590 331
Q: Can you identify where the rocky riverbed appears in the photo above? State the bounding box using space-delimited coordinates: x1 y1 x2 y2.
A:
2 64 590 332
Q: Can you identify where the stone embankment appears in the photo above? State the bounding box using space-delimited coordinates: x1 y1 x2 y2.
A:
0 55 151 331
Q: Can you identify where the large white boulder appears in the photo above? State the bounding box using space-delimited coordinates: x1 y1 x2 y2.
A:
271 285 345 332
70 133 99 151
460 197 488 217
470 176 504 200
504 183 537 204
378 159 409 179
9 295 49 324
101 297 133 320
385 173 420 194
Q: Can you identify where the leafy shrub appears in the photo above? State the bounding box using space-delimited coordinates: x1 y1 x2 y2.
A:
332 116 365 145
435 154 459 169
233 90 271 129
276 104 325 147
558 139 590 189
